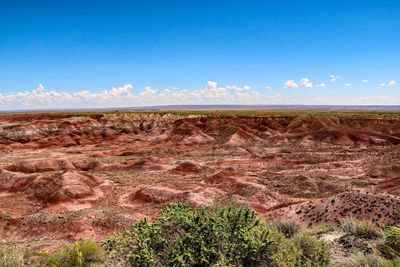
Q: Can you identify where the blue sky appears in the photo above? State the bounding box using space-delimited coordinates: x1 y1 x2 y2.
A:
0 0 399 109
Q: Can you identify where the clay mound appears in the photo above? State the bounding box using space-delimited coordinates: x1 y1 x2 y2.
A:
181 131 215 144
74 158 165 172
304 129 399 146
125 185 225 207
0 169 106 205
186 187 225 206
101 128 119 139
367 165 400 179
128 158 165 171
374 178 400 196
72 160 108 171
212 144 249 155
171 161 201 173
364 165 400 195
231 180 282 208
204 170 281 207
168 120 199 141
25 171 105 204
6 159 76 173
285 116 340 133
225 129 262 146
205 170 240 187
283 115 400 145
367 167 389 178
271 175 344 198
37 134 77 147
269 175 324 198
131 186 187 204
58 121 78 133
297 129 354 145
0 169 37 192
267 192 400 226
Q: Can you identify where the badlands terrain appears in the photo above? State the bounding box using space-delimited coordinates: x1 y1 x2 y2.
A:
0 110 399 251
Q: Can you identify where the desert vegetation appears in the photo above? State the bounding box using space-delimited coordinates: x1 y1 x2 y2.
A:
0 111 399 266
1 204 399 266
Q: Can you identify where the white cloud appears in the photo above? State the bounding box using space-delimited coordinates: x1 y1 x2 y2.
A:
345 83 352 87
299 78 313 88
316 83 326 88
283 78 313 89
362 80 368 83
0 82 265 110
206 81 218 90
380 80 397 87
106 84 133 96
330 74 341 82
388 80 397 87
35 83 45 92
283 80 298 89
140 86 157 97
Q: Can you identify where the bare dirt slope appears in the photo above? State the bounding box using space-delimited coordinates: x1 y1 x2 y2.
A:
0 111 399 250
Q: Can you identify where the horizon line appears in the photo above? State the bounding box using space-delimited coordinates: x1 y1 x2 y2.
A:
1 104 400 114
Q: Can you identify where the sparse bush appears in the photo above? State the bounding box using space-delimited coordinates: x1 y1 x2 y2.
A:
106 203 280 266
0 128 28 140
269 219 300 238
39 125 59 136
271 237 302 266
346 252 386 267
292 232 330 267
34 240 104 267
23 251 56 267
384 258 400 267
346 252 400 267
58 240 104 266
106 203 330 267
342 217 382 239
0 246 22 267
342 217 358 234
378 227 400 259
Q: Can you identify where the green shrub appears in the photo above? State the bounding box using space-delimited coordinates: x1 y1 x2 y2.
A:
34 240 104 267
0 246 22 267
59 240 104 267
106 203 280 266
291 232 330 267
342 217 381 239
106 203 331 267
269 219 300 238
271 237 302 267
378 227 400 259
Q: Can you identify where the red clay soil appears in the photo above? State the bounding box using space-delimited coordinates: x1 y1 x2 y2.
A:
0 112 399 250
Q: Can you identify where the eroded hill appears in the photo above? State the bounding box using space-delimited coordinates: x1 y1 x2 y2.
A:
0 111 399 250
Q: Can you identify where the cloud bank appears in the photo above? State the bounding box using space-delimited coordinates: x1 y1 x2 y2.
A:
0 82 264 110
0 80 399 110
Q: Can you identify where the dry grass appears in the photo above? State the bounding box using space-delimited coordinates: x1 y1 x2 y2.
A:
342 217 382 239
